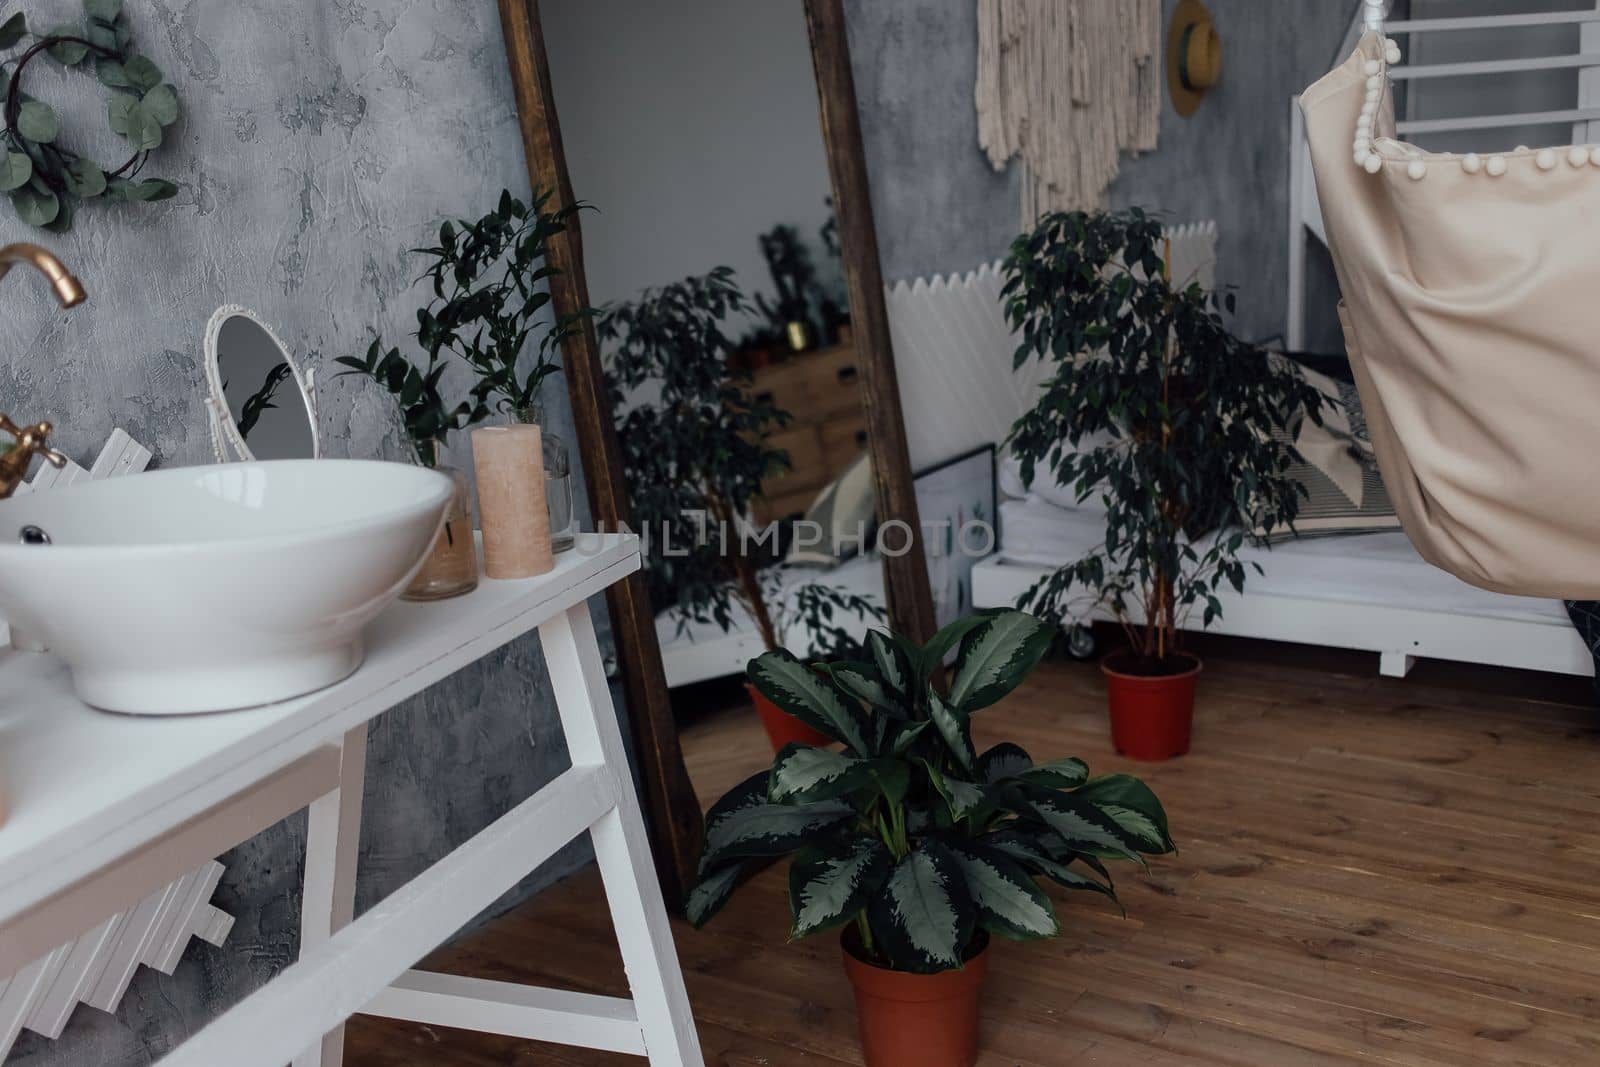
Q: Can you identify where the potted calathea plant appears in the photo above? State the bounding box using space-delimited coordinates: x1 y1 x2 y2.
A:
1003 209 1321 759
603 268 884 750
689 609 1174 1067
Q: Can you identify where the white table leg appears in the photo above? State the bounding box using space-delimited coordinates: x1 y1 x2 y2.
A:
1379 651 1417 678
541 603 704 1067
293 723 368 1067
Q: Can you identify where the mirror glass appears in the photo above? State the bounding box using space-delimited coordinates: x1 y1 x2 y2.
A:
542 3 985 798
207 309 317 462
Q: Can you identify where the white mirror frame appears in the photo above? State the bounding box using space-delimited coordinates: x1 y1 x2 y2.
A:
202 304 320 463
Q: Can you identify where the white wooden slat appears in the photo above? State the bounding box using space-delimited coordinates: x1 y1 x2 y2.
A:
83 884 179 1013
363 971 646 1056
152 862 225 974
161 763 619 1067
1390 53 1600 81
192 907 233 948
25 914 119 1039
85 428 152 482
1397 106 1600 134
73 910 133 1007
137 869 201 974
1388 11 1600 33
0 947 67 1055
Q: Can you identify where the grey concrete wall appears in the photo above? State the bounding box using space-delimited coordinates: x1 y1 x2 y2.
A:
3 2 612 1063
844 0 1362 348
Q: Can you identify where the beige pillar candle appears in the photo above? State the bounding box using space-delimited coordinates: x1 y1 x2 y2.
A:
471 424 555 578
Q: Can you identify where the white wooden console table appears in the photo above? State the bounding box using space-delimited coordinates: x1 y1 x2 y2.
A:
0 532 704 1066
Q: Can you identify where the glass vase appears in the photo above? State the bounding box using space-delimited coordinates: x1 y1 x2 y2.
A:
403 442 480 601
514 404 575 553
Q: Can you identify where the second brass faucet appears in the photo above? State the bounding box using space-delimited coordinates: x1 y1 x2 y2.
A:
0 242 86 499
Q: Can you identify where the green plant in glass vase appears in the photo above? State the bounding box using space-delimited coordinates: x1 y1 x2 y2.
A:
1002 209 1322 756
689 609 1172 1061
407 186 594 550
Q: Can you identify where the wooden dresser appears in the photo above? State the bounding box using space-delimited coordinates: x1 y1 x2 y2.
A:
748 343 867 523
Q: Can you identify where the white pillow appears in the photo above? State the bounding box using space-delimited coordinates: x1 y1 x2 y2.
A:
999 439 1112 513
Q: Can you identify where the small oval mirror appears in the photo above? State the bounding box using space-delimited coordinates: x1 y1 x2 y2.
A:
203 306 319 462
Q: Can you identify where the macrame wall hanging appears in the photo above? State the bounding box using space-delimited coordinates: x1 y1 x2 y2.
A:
975 0 1162 221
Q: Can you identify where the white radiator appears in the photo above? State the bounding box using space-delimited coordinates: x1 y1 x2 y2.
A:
885 221 1218 471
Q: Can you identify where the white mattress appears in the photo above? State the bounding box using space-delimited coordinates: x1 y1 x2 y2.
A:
998 496 1567 626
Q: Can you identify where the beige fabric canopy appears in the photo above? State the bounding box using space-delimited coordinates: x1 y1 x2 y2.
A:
1301 35 1600 599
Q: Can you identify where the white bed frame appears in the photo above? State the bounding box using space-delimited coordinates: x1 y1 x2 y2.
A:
970 554 1593 679
1289 0 1600 349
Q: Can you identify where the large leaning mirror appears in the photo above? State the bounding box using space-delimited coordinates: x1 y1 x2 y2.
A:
501 0 941 904
202 305 320 463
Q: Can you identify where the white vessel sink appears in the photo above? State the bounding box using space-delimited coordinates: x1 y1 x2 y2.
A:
0 460 455 714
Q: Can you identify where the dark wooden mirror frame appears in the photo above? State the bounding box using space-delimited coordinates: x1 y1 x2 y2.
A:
497 0 937 909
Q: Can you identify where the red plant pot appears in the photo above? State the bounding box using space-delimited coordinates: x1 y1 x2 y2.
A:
747 684 832 751
1101 651 1202 761
842 931 990 1067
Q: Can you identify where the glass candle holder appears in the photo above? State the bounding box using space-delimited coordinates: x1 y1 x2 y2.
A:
514 404 575 553
403 443 479 601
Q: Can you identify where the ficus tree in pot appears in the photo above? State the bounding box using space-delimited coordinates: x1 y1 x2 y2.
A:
603 269 886 748
688 608 1174 1067
1002 209 1321 759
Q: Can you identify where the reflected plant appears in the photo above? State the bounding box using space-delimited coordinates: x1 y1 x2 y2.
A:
232 361 292 442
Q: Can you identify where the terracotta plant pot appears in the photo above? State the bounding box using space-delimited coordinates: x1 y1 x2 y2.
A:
747 684 832 751
1101 651 1202 761
842 929 990 1067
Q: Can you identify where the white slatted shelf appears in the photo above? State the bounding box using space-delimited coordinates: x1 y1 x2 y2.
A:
1387 11 1600 32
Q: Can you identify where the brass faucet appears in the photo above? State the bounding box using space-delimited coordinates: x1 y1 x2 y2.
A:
0 243 85 499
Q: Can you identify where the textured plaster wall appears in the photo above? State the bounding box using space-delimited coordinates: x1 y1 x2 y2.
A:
2 2 612 1063
844 0 1361 348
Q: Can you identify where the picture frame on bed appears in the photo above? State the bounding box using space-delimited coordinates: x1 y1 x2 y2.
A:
914 444 998 628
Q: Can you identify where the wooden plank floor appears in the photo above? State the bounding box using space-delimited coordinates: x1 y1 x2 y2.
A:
347 642 1600 1066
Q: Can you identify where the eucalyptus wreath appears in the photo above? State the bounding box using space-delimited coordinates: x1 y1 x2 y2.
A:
0 0 179 231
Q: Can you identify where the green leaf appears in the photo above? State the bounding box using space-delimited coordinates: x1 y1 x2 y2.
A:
122 54 161 91
85 0 124 22
769 744 870 803
748 648 871 755
789 836 891 938
1029 794 1147 865
823 661 899 716
17 101 58 143
1076 774 1175 853
977 742 1033 784
96 58 129 87
685 862 745 928
924 762 986 822
699 771 853 875
947 610 1055 712
106 91 136 134
118 178 175 202
916 613 994 682
46 28 89 65
64 158 106 198
126 102 163 150
11 185 59 227
867 843 974 973
950 843 1058 940
927 686 975 774
985 834 1120 906
888 719 930 755
0 12 26 49
0 152 31 192
868 630 913 696
1017 757 1089 790
140 82 178 125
